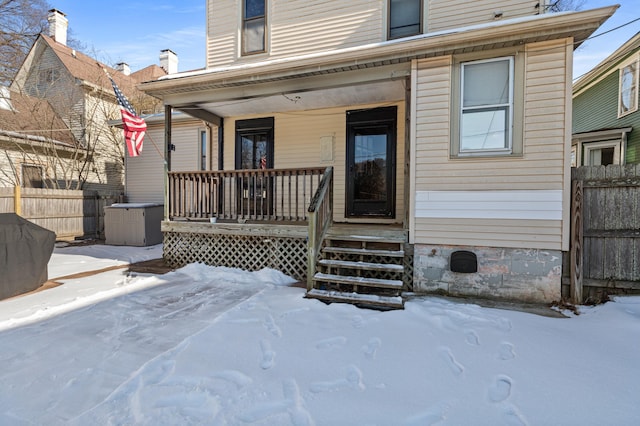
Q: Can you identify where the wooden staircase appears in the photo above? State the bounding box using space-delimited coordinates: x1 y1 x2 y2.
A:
306 225 407 310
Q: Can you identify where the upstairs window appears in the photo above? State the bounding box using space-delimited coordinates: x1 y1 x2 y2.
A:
389 0 422 39
243 0 266 55
619 59 638 117
459 57 514 155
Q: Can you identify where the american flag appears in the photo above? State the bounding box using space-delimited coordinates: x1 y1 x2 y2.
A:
109 76 146 157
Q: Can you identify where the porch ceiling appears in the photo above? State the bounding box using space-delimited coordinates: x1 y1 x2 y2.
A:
181 79 407 117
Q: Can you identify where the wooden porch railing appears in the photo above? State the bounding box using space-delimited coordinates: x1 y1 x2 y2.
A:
168 167 326 222
307 166 333 290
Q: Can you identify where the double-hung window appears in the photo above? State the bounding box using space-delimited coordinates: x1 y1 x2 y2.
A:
619 58 638 117
459 57 514 155
242 0 266 55
389 0 422 40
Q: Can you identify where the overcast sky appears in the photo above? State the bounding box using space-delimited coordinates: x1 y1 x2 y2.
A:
51 0 638 78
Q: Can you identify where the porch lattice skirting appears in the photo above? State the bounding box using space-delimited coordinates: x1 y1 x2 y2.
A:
162 222 309 282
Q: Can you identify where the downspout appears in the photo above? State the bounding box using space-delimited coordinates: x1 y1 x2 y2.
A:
218 118 224 170
164 105 172 221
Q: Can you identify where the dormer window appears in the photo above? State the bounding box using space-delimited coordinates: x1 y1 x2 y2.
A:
242 0 266 55
619 58 638 117
389 0 422 40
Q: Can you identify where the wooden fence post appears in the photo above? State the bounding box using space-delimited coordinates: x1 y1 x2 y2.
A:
570 179 583 304
14 185 21 215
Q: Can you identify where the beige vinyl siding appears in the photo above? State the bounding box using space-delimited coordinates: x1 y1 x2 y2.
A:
428 0 538 32
223 102 405 222
126 126 165 203
206 0 239 68
208 0 383 68
412 39 570 250
206 0 538 68
126 121 209 204
271 0 381 58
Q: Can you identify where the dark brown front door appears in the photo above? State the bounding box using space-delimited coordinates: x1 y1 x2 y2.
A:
235 118 274 216
346 107 396 218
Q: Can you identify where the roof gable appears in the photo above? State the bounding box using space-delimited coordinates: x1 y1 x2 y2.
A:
0 89 77 147
574 31 640 95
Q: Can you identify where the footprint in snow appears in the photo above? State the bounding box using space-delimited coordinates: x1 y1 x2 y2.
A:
465 330 480 346
309 365 365 393
238 379 313 426
260 339 275 370
404 402 449 426
362 337 382 359
315 336 347 350
498 342 515 360
503 403 528 426
264 314 282 337
488 375 512 403
438 347 464 376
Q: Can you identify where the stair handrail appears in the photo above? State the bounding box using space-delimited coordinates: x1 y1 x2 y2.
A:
307 166 333 290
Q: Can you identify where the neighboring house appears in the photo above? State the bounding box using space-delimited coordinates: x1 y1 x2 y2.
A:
0 87 81 188
124 111 218 204
140 1 616 308
573 32 640 166
7 9 165 191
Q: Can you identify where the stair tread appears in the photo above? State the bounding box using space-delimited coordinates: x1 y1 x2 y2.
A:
325 234 406 243
319 259 404 271
314 272 403 289
306 289 404 309
322 246 405 257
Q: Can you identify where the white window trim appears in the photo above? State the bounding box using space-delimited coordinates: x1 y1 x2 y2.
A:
572 127 631 166
618 55 639 118
583 140 623 166
458 56 514 156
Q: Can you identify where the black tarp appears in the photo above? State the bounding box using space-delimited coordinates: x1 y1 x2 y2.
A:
0 213 55 300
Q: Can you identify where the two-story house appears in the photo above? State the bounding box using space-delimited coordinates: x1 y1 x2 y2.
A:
141 1 616 308
573 31 640 166
8 9 166 191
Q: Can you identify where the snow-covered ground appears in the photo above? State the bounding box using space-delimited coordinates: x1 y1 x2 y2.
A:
0 244 638 425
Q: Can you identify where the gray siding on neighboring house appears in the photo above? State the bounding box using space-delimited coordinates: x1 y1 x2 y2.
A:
573 70 640 164
125 122 216 204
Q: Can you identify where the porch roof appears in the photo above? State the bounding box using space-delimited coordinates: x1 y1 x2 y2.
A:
139 6 616 120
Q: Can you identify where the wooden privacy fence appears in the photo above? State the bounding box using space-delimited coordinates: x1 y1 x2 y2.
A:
566 165 640 302
168 167 326 222
0 186 123 240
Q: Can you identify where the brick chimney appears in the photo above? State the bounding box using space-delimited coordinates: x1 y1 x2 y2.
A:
47 9 68 46
116 62 131 76
159 49 178 74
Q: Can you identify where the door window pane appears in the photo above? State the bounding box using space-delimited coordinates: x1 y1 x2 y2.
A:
354 132 387 201
241 134 268 169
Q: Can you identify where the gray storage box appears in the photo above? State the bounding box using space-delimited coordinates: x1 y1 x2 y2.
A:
104 203 163 246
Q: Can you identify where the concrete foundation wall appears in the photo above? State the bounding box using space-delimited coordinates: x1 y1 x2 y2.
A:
413 244 562 303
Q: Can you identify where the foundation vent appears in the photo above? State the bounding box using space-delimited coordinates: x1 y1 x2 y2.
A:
450 250 477 273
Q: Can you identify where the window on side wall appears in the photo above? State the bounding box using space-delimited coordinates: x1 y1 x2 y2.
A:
452 56 521 158
389 0 422 40
200 129 208 170
619 58 638 117
22 164 43 188
583 141 622 166
242 0 266 55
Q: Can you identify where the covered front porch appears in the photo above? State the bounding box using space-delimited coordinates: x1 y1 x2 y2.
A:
163 163 412 309
143 46 415 308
